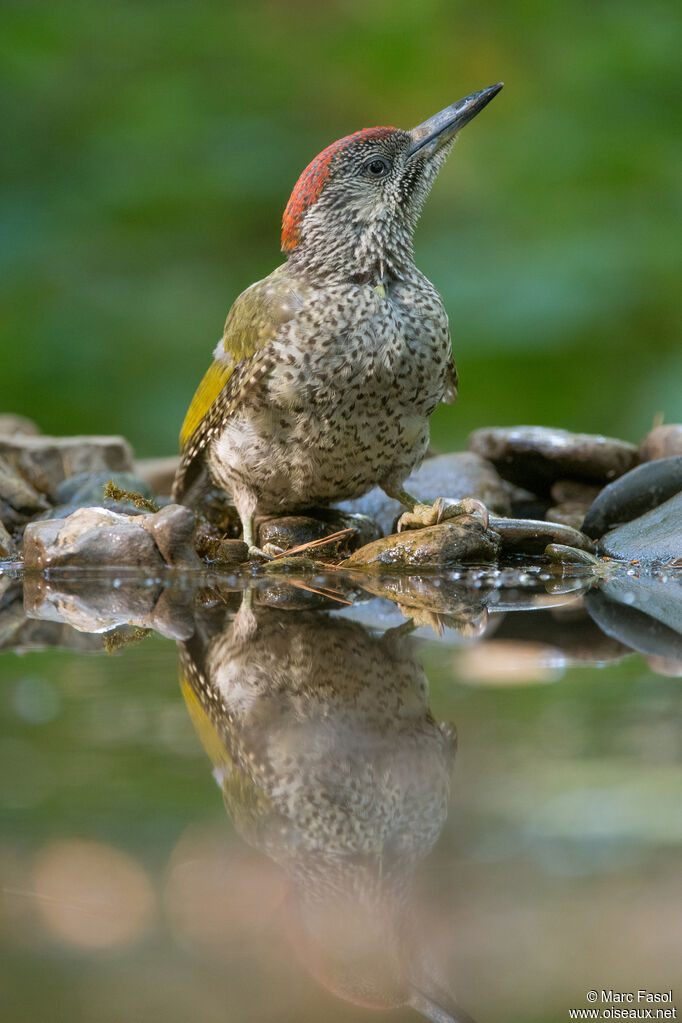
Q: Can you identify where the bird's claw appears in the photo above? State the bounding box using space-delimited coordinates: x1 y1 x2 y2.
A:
396 496 489 532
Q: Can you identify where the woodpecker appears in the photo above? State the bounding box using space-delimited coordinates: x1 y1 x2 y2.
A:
173 84 503 555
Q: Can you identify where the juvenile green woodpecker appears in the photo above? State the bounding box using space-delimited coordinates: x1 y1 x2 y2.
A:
172 85 503 554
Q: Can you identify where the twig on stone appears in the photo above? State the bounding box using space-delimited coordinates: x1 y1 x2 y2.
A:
270 527 355 560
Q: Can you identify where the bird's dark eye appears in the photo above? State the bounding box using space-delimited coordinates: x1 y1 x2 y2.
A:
363 157 391 178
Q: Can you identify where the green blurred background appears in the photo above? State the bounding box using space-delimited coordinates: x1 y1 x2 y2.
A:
1 0 680 458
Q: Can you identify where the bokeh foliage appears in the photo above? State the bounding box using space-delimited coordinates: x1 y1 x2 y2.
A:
1 0 680 456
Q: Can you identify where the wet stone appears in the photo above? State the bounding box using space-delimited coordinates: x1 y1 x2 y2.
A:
209 539 249 566
258 510 380 555
23 503 202 572
468 426 639 492
0 435 134 501
639 424 682 462
342 518 501 570
582 456 682 539
339 452 511 535
488 515 595 554
597 492 682 566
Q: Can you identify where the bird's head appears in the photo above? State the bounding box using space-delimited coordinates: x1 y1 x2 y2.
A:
282 84 503 281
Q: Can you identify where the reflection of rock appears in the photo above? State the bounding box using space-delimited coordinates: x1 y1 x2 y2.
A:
585 575 682 661
0 434 134 501
639 424 682 461
597 493 682 565
343 518 500 569
24 574 195 641
339 452 511 535
582 456 682 539
23 504 202 571
179 602 467 1021
468 426 638 492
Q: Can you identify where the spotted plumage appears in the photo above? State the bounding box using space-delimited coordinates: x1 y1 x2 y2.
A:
173 86 503 550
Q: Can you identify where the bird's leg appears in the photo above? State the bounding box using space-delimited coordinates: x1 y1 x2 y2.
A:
242 515 273 561
382 485 489 533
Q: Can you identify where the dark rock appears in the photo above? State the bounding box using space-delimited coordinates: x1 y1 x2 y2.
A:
502 481 548 521
582 456 682 539
342 518 500 570
0 414 41 436
134 456 181 496
551 479 602 505
546 503 591 531
0 520 17 560
639 424 682 461
339 452 511 535
598 492 682 565
258 510 380 556
584 578 682 661
545 543 600 566
211 539 249 566
468 426 639 492
23 503 202 572
0 435 134 501
488 515 595 554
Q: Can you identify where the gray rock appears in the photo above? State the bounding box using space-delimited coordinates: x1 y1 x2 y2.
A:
489 515 595 553
0 414 41 436
342 518 500 570
23 504 202 572
582 456 682 539
339 452 511 535
134 456 181 496
598 493 682 565
468 426 639 492
0 456 51 517
0 520 17 559
639 424 682 461
0 435 134 501
55 471 155 506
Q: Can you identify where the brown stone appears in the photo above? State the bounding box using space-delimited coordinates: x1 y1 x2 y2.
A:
0 520 17 560
545 502 591 531
342 518 500 570
639 424 682 461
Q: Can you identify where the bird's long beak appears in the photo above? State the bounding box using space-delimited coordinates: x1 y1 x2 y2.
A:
407 83 503 159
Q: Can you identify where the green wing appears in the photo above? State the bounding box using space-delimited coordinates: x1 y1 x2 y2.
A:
173 265 307 500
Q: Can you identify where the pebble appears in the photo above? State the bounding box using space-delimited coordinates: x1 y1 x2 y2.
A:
23 504 202 572
582 456 682 539
339 452 511 535
0 520 17 560
597 492 682 565
468 425 639 491
639 424 682 461
342 518 501 570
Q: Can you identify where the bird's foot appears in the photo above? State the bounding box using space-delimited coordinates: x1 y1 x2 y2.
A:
397 496 489 532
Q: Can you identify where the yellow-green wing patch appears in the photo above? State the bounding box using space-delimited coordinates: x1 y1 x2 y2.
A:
179 359 234 449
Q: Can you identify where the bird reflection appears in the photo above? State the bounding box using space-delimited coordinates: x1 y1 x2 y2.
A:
178 592 474 1023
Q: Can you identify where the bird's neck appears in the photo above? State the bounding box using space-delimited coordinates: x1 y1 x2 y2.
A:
286 222 416 287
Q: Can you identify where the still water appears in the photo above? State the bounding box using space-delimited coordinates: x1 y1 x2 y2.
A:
1 564 680 1023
